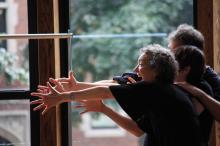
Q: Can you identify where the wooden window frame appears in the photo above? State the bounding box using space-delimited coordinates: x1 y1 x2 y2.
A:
27 0 220 146
28 0 70 146
195 0 220 146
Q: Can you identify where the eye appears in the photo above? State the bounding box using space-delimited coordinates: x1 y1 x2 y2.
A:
139 63 144 67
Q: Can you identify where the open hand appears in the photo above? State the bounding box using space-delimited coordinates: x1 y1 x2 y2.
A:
56 71 78 91
36 78 65 94
31 82 67 115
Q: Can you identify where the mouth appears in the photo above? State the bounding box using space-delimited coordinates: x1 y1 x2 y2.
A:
137 73 141 77
137 74 143 80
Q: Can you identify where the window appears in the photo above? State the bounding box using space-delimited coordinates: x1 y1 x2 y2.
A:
0 1 6 48
0 0 29 89
69 0 193 146
0 0 30 146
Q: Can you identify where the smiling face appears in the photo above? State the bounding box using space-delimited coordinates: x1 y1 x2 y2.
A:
134 53 156 82
133 45 177 84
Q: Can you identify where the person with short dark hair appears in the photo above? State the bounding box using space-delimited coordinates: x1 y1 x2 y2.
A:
168 24 205 51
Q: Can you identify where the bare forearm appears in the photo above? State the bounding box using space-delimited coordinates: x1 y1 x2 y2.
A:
66 86 114 102
198 92 220 122
102 105 144 137
94 80 117 84
71 81 118 91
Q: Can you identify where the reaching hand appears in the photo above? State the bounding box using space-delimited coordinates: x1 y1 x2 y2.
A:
56 71 78 91
36 78 65 94
31 82 67 115
37 85 50 94
73 100 105 115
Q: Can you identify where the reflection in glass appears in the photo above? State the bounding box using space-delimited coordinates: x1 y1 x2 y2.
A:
0 100 30 146
70 0 193 146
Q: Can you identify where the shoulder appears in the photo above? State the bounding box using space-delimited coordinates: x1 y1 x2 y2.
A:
203 66 220 100
194 80 214 96
110 81 159 90
204 66 219 80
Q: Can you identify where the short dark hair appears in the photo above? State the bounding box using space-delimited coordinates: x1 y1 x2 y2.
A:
174 45 205 84
168 24 205 50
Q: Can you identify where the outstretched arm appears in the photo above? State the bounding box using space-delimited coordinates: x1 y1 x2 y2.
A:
54 71 118 91
31 80 115 114
76 100 144 137
177 82 220 122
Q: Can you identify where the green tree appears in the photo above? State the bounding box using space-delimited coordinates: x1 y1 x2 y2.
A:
70 0 193 81
0 48 29 87
69 0 193 126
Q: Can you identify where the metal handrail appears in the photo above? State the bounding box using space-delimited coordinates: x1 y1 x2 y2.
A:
0 33 73 40
0 32 168 40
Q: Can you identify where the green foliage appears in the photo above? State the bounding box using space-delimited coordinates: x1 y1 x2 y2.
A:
70 0 193 81
0 48 29 86
70 0 193 125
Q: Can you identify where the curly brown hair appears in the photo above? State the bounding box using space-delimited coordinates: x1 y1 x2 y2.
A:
140 44 178 84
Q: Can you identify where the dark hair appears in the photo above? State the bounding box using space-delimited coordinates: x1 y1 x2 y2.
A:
174 45 205 84
168 24 205 50
140 44 178 84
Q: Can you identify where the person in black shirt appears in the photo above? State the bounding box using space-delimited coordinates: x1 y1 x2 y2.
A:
168 24 220 105
174 45 213 146
31 44 201 146
168 24 220 146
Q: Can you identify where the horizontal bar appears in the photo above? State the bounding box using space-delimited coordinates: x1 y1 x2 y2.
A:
0 32 167 41
73 33 167 39
0 33 73 40
0 90 30 100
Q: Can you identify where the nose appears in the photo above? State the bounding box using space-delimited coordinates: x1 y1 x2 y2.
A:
168 44 171 49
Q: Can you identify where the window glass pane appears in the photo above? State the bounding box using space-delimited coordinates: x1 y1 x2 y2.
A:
0 100 30 146
70 0 193 146
0 0 29 90
0 9 6 48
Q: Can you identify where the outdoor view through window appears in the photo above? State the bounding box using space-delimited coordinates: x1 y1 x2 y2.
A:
0 0 29 90
0 0 30 146
69 0 193 146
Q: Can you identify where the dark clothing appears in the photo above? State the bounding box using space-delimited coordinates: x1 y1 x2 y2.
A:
193 80 214 146
197 66 220 146
204 66 220 101
109 81 201 146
